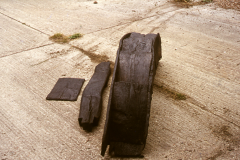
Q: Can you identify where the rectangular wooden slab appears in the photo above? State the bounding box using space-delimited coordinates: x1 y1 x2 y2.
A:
46 78 85 101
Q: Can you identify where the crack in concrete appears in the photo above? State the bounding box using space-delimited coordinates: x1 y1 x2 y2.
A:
189 99 240 129
0 4 178 61
0 11 49 36
154 83 240 129
0 43 54 59
1 3 178 38
84 6 179 35
0 11 55 59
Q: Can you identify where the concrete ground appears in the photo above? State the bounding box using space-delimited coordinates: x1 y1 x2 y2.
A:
0 0 240 159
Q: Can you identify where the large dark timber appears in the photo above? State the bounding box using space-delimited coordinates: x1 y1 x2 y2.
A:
79 62 111 131
101 32 162 157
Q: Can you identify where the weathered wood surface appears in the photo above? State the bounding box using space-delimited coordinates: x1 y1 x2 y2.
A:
46 78 85 101
101 32 162 156
79 62 111 131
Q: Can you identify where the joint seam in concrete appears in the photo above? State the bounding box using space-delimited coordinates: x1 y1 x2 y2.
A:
0 43 54 59
0 11 49 36
85 6 179 35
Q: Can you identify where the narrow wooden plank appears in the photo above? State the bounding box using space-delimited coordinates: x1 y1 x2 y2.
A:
79 62 111 131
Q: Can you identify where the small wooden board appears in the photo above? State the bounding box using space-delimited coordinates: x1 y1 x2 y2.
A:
46 78 85 101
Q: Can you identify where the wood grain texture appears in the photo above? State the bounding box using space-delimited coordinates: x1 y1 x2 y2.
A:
101 32 162 157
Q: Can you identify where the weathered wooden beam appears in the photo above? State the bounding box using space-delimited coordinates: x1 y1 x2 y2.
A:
46 78 85 101
101 32 162 157
79 62 111 131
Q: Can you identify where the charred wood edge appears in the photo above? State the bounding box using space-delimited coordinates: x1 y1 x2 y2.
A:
101 32 162 156
79 62 111 131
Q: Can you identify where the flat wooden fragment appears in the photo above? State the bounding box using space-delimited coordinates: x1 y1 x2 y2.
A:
101 32 162 157
46 78 85 101
79 62 111 131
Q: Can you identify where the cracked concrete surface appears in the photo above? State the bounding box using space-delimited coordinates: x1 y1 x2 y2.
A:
0 0 240 159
